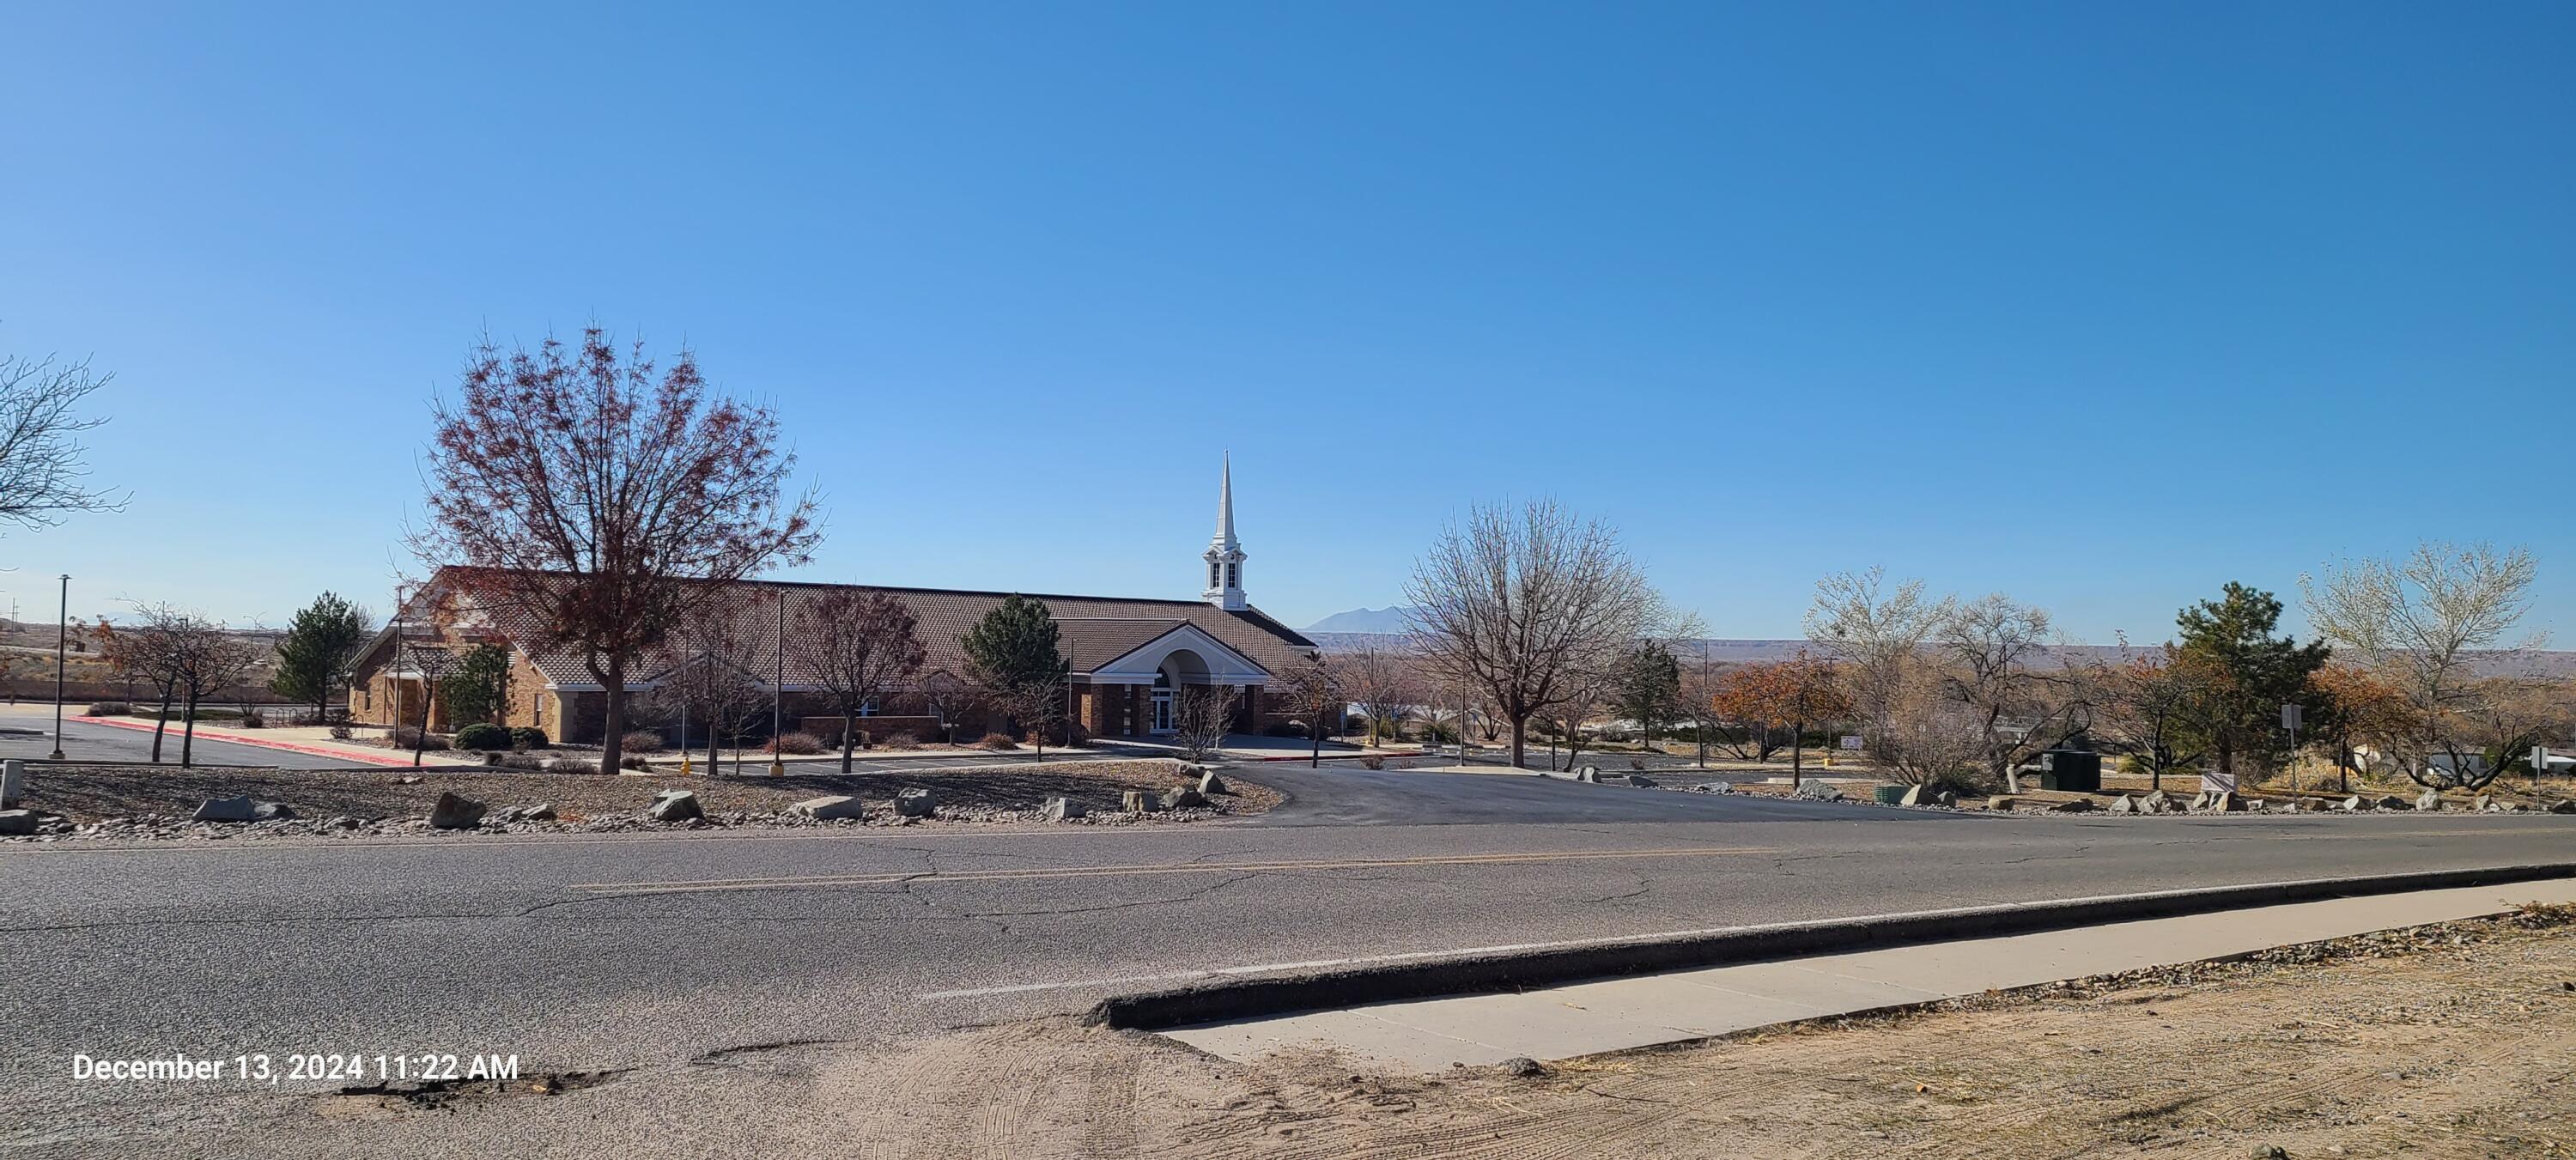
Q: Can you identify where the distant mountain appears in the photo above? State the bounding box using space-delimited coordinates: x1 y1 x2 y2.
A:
1307 633 2576 677
1303 606 1419 635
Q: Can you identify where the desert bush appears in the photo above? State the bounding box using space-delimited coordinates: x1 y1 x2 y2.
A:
453 723 512 751
975 732 1020 751
238 710 266 728
1033 719 1091 748
1360 755 1386 770
510 726 549 750
550 757 600 775
619 730 667 754
85 701 131 717
764 732 824 756
328 724 354 740
391 726 450 751
880 732 920 750
492 750 550 771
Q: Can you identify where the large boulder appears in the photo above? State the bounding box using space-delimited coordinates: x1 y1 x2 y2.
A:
1899 784 1935 807
0 809 39 835
2472 793 2495 812
2107 794 2138 814
2052 798 2099 813
2375 794 2413 811
892 788 936 818
1935 790 1959 809
1197 769 1228 796
1122 789 1161 813
790 794 866 821
2336 795 2366 812
1986 796 2017 812
193 795 258 823
428 792 487 829
1041 796 1085 822
1795 783 1845 802
494 803 556 823
251 801 295 823
2139 790 2173 815
2549 799 2576 815
1163 786 1208 810
2415 788 2444 812
646 790 703 823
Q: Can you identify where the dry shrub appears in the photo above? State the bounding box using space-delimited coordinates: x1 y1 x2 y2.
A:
619 730 668 754
1360 756 1386 771
880 732 920 751
2510 900 2576 929
764 732 824 756
975 732 1020 751
392 726 449 751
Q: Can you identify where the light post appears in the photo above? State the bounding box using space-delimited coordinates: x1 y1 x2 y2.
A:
49 574 69 759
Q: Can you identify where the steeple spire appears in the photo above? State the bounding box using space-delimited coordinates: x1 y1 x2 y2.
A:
1202 454 1248 610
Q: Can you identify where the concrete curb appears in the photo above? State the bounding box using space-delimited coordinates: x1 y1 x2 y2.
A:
1093 861 2576 1030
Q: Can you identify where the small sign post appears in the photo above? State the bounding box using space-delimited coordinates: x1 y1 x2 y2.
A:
2281 703 2303 793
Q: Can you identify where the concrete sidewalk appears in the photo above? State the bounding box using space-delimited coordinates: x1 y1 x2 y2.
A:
1163 877 2576 1072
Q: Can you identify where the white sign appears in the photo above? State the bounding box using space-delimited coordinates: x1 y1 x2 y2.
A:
2281 703 2302 731
2201 770 2238 793
1838 735 1863 751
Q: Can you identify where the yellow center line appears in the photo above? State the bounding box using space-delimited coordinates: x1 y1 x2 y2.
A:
568 846 1783 895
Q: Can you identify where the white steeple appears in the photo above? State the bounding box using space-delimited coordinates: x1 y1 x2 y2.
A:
1202 454 1248 610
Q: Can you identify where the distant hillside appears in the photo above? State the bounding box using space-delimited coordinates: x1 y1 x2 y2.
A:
1304 606 1418 635
1310 632 2576 677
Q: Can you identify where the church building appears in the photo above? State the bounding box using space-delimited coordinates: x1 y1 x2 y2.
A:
346 458 1323 744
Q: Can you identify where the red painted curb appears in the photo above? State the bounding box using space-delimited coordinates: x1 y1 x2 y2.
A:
82 716 429 768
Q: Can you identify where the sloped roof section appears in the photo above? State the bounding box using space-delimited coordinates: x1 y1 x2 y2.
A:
400 568 1317 689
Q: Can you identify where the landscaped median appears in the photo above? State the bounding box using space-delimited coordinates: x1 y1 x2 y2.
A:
0 758 1277 843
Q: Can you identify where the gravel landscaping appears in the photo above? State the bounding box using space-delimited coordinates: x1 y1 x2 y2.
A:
0 759 1279 843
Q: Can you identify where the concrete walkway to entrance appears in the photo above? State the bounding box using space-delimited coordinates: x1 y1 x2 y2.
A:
1163 877 2576 1072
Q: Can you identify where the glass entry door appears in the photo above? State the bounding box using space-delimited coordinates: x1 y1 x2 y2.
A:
1151 689 1175 733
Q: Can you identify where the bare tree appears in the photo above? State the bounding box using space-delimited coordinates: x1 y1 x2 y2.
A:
1339 642 1421 747
788 590 927 774
1273 653 1342 768
2095 644 2215 793
2303 543 2542 789
0 344 125 532
413 327 818 777
918 669 980 745
395 635 462 768
1936 593 2089 789
100 604 190 762
649 592 773 775
1170 685 1241 764
171 618 260 768
1405 500 1656 769
1804 567 1946 744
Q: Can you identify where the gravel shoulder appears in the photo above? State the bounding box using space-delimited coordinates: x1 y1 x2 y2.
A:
3 758 1280 841
162 902 2576 1157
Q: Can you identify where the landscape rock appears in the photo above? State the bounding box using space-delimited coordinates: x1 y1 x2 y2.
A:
1499 1056 1546 1078
1986 796 2016 812
1624 774 1659 788
325 816 361 830
0 809 39 835
2376 795 2413 811
646 790 703 823
1197 769 1227 796
395 775 423 785
250 801 295 822
1041 796 1085 822
428 792 487 829
2052 798 2098 813
1935 790 1958 808
1794 784 1845 801
2195 791 2243 813
191 796 258 823
2549 799 2576 815
2415 789 2444 812
1164 786 1207 810
2107 794 2137 814
789 794 867 821
1123 789 1162 813
1576 766 1600 783
2473 793 2494 812
893 788 936 818
2336 795 2366 811
1899 785 1935 807
2139 790 2173 815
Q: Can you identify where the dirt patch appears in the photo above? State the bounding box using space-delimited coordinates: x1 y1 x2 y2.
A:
5 759 1279 838
807 912 2576 1157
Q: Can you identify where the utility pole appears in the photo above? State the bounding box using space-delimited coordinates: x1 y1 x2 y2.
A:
770 592 787 777
49 574 70 759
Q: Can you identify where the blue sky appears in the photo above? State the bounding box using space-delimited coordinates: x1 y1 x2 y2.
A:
3 3 2571 642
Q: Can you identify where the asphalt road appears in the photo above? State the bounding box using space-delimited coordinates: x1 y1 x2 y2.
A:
0 715 361 770
3 766 2572 1152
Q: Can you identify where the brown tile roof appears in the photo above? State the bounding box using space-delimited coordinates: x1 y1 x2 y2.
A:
394 568 1317 690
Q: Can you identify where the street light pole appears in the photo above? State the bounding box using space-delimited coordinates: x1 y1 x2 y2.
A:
769 592 786 777
49 574 69 759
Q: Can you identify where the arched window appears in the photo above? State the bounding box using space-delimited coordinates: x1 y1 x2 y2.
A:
1209 562 1221 588
1225 562 1238 589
